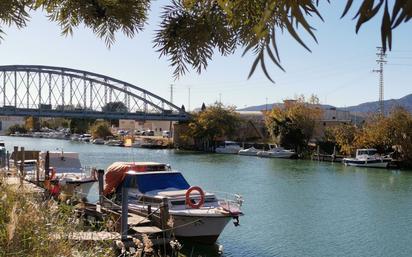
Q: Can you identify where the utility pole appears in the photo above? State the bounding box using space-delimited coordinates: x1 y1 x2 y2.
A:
373 47 387 115
170 84 174 104
265 97 268 112
188 86 191 112
169 84 174 138
219 93 222 104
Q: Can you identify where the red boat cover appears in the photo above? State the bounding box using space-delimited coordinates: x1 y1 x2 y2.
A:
103 162 167 195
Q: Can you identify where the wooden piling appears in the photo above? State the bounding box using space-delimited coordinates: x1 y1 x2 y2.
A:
6 151 9 171
13 146 18 169
45 151 50 180
120 185 129 241
98 169 104 206
19 147 25 176
36 153 40 185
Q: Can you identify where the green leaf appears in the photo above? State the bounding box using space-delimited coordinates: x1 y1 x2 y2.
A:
341 0 354 18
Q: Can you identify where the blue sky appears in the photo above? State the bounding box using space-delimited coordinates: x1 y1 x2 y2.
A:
0 1 410 110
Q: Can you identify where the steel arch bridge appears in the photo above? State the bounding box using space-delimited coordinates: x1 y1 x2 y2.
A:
0 65 189 121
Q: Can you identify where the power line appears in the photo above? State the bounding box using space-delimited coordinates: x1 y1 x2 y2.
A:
372 47 387 115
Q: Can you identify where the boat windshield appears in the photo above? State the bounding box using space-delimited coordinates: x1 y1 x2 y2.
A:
358 149 377 156
128 173 190 194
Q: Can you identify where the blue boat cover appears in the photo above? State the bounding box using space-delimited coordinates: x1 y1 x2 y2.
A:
131 173 190 193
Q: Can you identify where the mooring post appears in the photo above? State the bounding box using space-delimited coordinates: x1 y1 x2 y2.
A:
160 198 170 230
148 205 152 218
45 151 50 180
97 169 104 206
317 145 320 161
13 146 18 170
19 147 25 176
120 183 129 241
36 152 40 185
6 151 9 171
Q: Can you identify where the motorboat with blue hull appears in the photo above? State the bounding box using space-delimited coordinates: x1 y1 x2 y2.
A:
343 149 392 168
104 162 243 244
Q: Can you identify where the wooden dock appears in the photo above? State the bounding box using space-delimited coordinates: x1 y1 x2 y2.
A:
1 146 177 256
2 175 45 194
312 153 345 162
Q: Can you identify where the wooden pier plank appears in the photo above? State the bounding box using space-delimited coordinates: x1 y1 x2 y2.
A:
130 226 162 234
4 176 45 193
128 213 151 226
52 231 121 241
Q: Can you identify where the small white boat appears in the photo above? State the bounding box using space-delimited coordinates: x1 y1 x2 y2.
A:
104 162 243 244
238 147 260 156
70 134 81 141
343 149 391 168
257 146 295 158
92 138 105 145
24 151 97 200
80 134 92 142
104 139 124 146
215 141 242 154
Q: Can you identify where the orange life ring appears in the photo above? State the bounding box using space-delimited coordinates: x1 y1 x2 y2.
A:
185 186 205 209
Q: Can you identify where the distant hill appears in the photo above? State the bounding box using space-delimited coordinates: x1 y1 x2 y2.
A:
239 94 412 114
344 94 412 115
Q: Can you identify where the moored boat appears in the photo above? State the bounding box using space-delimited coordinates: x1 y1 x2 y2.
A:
104 139 124 146
238 147 260 156
103 162 243 244
343 148 391 168
24 151 97 200
257 145 295 158
92 138 105 144
215 141 242 154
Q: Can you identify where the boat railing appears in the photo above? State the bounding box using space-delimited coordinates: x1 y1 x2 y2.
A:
209 190 243 209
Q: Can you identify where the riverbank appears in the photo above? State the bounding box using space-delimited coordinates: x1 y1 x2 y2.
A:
0 174 116 257
2 136 412 257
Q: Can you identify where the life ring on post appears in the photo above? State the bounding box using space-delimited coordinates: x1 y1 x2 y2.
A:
185 186 205 209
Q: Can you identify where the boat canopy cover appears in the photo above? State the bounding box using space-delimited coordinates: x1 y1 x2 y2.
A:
128 173 190 194
103 162 169 195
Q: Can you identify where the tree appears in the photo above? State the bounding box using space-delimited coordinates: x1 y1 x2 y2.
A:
41 118 70 129
69 118 92 134
24 116 40 131
0 1 409 81
90 121 112 139
102 102 128 113
265 96 323 152
7 124 27 135
182 102 241 150
325 123 358 155
354 107 412 162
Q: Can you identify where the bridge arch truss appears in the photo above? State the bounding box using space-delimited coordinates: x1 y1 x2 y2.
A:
0 65 189 121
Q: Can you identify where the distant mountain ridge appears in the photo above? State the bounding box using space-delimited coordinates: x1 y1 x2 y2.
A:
239 94 412 114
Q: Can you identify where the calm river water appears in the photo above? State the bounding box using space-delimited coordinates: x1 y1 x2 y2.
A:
3 136 412 257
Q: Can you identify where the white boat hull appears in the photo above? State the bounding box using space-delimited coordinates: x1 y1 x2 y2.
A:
238 151 258 156
171 213 232 243
257 151 295 158
343 159 390 168
128 204 236 244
